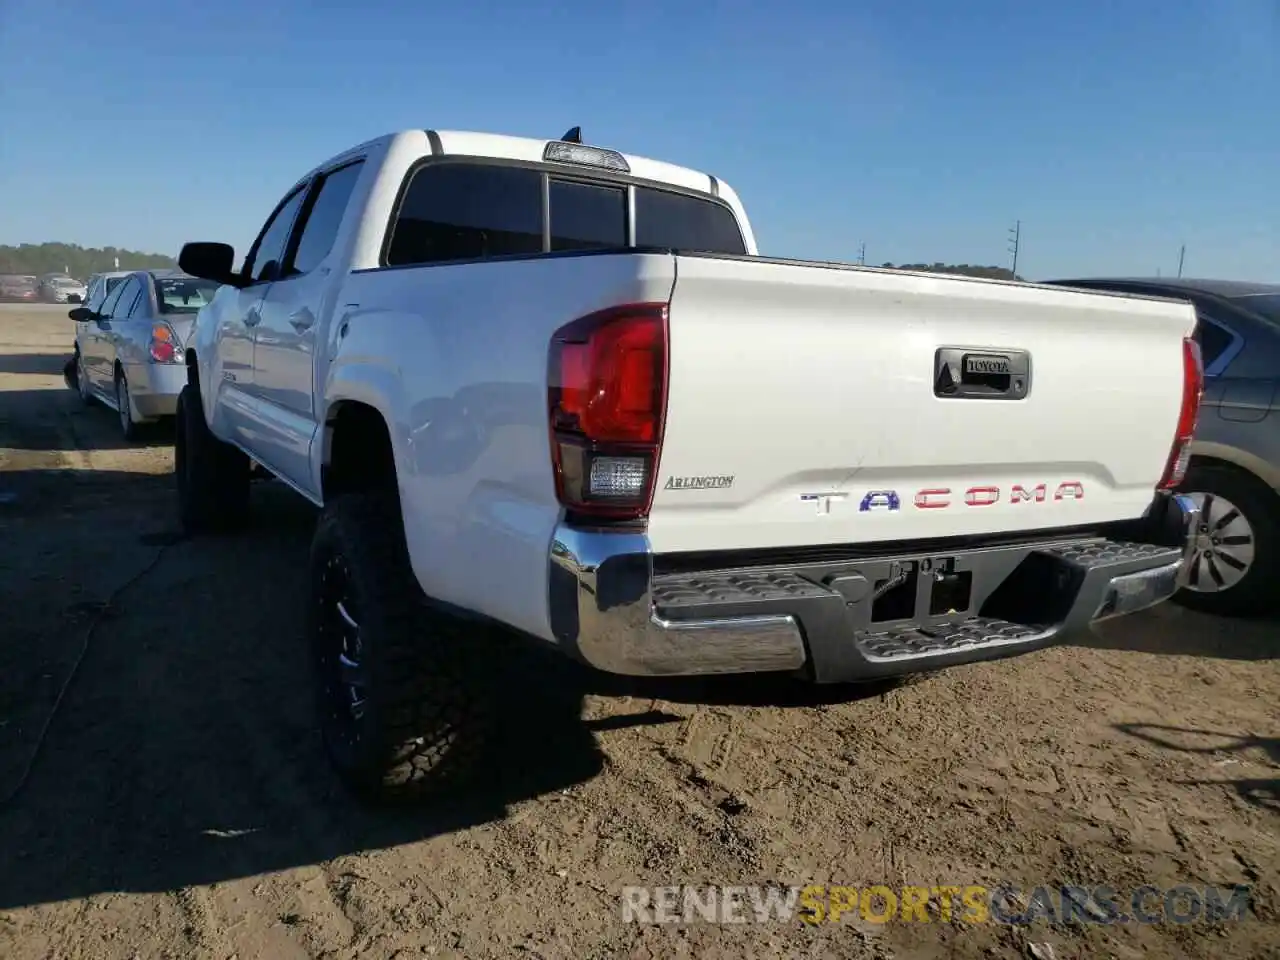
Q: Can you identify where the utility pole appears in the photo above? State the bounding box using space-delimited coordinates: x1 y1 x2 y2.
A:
1007 220 1021 277
857 241 866 266
1177 244 1186 278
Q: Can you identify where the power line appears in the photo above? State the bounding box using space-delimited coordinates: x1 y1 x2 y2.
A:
1007 220 1021 277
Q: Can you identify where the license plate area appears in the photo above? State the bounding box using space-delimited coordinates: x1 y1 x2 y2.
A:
867 555 978 625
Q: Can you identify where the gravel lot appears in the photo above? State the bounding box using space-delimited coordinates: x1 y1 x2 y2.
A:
0 302 1276 960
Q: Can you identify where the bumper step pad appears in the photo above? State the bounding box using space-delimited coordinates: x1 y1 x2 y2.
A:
854 616 1049 663
1038 540 1181 571
652 570 833 615
650 537 1186 673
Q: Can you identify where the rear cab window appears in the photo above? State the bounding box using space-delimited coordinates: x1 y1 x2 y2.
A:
384 160 746 268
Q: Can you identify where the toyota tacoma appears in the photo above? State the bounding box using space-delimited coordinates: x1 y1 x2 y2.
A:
174 127 1203 802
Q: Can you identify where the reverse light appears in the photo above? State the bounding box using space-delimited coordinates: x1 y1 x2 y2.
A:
149 322 182 363
547 303 668 522
1157 336 1203 490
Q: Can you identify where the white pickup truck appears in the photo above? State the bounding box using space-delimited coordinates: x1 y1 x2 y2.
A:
176 127 1203 802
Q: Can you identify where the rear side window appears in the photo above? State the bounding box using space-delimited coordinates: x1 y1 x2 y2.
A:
634 187 746 254
387 164 543 266
1194 315 1236 371
98 281 127 316
290 161 365 276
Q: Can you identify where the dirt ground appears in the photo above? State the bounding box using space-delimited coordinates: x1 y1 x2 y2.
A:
0 303 1276 960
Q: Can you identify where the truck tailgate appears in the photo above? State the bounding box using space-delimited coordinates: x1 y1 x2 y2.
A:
647 255 1195 554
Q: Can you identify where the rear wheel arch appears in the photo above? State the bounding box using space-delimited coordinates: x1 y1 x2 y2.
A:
1185 453 1280 504
322 400 400 502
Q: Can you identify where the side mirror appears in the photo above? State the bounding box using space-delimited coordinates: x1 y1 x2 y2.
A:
68 306 95 323
179 241 243 287
66 293 83 304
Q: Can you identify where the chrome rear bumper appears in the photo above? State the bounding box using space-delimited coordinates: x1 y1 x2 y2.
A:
547 493 1199 681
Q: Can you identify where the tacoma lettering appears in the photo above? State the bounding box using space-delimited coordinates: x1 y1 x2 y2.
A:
881 482 1087 511
1010 484 1047 503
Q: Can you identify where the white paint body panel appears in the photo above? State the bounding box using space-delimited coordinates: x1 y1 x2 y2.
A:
649 255 1195 552
188 128 1193 645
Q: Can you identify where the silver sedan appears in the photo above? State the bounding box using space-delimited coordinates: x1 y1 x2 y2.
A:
70 270 220 439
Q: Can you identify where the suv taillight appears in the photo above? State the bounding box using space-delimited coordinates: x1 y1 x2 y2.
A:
547 303 669 522
1157 336 1203 490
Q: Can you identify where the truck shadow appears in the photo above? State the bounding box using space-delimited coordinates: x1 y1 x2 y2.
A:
0 470 912 911
1114 723 1280 813
0 351 71 376
1074 604 1279 662
0 477 605 910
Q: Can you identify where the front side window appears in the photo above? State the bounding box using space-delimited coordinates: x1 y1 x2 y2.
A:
245 187 308 282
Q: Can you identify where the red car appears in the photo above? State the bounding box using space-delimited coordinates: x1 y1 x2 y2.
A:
0 274 39 301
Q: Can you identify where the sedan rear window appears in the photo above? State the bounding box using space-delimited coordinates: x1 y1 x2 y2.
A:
155 276 219 313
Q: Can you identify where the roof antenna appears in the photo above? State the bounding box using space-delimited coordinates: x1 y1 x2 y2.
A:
561 126 582 144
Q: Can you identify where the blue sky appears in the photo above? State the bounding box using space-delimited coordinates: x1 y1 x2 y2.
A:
1 0 1275 280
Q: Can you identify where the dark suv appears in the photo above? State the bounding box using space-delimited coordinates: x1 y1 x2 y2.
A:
1044 278 1280 616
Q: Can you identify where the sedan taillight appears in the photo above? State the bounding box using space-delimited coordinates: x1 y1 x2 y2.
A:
149 322 181 363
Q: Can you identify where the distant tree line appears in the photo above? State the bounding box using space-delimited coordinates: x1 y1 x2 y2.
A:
0 243 1021 284
0 242 176 278
880 262 1022 282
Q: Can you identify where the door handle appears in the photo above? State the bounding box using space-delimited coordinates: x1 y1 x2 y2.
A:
244 310 261 328
289 310 315 332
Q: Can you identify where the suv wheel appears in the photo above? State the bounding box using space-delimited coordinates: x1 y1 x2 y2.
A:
1175 463 1280 617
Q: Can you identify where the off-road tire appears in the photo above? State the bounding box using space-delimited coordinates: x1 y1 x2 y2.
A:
306 492 493 804
175 383 250 535
1174 462 1280 617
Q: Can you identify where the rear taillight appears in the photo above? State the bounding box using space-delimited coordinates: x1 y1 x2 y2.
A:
547 303 668 522
1157 336 1203 490
149 322 181 363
